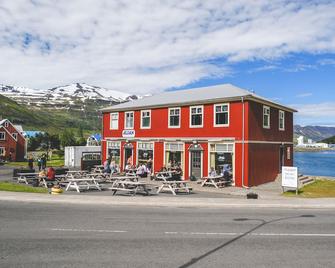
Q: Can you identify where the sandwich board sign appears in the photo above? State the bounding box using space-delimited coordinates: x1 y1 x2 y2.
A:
282 166 298 195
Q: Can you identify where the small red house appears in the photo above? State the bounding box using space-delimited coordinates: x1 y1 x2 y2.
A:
0 119 27 161
101 84 296 187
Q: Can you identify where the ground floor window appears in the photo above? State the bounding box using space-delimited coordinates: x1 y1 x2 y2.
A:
165 142 184 169
209 143 234 178
137 142 153 165
107 141 121 165
0 147 5 157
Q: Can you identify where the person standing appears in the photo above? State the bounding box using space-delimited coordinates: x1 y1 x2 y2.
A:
37 157 42 171
41 154 47 170
28 156 34 170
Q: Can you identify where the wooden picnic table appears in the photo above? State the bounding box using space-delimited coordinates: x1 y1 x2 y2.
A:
17 172 39 184
201 175 230 188
65 178 102 193
110 180 155 196
157 180 192 195
65 170 88 179
154 171 176 181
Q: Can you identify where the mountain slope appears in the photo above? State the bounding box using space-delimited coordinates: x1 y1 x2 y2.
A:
0 94 101 133
294 125 335 142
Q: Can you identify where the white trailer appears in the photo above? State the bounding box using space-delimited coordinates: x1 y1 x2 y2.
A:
64 146 101 168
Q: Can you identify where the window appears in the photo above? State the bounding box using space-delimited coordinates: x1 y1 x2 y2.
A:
141 110 151 129
107 141 121 165
209 143 234 181
279 110 285 131
0 132 5 140
12 133 18 141
165 142 184 170
0 147 4 156
168 107 180 128
137 142 154 165
263 106 270 129
125 111 134 129
190 106 203 127
110 113 119 130
4 121 9 127
214 104 229 126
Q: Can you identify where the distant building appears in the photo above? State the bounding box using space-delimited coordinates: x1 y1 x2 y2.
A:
296 135 329 149
0 119 27 161
86 134 101 146
101 84 296 187
64 146 101 168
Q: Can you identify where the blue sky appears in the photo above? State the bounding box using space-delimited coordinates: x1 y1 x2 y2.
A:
0 1 334 126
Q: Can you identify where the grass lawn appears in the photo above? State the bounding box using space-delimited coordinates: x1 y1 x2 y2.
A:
283 179 335 198
4 154 64 168
0 182 48 193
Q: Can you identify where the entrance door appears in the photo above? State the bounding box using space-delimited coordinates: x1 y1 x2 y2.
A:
190 151 202 179
124 148 133 168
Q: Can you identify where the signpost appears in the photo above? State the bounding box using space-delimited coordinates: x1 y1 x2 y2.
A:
282 166 298 195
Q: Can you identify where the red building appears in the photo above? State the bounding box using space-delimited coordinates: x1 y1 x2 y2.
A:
101 84 296 187
0 119 27 161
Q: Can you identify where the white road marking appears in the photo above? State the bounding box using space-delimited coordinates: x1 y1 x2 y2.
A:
164 231 335 237
50 228 127 233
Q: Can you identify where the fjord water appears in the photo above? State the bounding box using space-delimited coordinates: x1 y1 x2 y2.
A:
294 150 335 177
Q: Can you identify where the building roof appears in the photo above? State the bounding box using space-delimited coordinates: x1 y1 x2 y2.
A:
0 119 7 125
101 83 297 113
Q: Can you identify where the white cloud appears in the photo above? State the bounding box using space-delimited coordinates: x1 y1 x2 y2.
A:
293 102 335 126
0 0 335 93
296 92 313 98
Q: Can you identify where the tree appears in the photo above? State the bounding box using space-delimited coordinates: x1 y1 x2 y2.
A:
60 129 77 148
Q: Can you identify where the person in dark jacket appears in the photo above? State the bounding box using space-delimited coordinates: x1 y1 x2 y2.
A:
28 156 34 170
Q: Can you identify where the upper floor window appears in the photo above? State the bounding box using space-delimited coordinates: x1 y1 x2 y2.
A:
141 110 151 129
0 132 5 140
110 112 119 130
125 111 134 129
263 106 270 129
279 110 285 131
190 106 203 127
169 107 180 128
4 121 9 127
12 133 18 141
214 104 229 126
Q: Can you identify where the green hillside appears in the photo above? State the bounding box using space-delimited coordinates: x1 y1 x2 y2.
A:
0 94 102 134
321 136 335 144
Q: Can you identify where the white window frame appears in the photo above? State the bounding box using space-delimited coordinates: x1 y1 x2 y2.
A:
214 103 229 127
140 110 151 129
279 110 285 131
0 147 4 155
263 106 271 129
189 105 204 128
0 132 5 140
12 133 18 141
168 107 181 128
124 111 134 129
110 112 119 130
4 121 9 127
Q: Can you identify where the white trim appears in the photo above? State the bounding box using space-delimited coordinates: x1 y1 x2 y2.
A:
189 105 204 128
106 141 121 161
110 112 119 130
140 110 151 129
124 111 134 129
136 141 154 171
12 133 18 141
168 107 181 128
279 110 285 131
123 143 134 169
163 141 185 180
0 147 5 155
4 121 9 128
263 105 271 129
213 103 229 127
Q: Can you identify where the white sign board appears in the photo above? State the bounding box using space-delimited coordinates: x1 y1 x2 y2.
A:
282 166 298 188
122 130 135 138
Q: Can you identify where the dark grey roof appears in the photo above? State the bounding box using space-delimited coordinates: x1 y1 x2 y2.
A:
101 83 296 112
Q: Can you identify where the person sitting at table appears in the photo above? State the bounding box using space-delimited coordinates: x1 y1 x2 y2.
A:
209 167 217 177
172 165 182 180
136 164 148 178
46 166 56 194
110 158 118 174
103 158 111 173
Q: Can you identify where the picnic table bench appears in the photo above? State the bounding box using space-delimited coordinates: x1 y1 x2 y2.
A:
157 180 192 195
17 172 39 184
201 176 230 188
65 178 102 193
110 180 155 196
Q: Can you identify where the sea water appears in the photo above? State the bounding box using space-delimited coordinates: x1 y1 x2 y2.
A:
294 150 335 177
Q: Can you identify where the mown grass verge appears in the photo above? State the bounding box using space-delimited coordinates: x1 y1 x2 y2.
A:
283 179 335 198
0 182 48 193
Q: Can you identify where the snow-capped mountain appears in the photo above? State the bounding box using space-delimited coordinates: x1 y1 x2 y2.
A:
0 83 140 110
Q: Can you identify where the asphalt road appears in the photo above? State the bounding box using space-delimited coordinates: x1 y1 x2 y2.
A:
0 202 334 268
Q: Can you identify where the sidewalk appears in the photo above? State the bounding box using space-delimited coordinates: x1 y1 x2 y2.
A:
1 190 335 209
